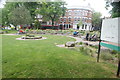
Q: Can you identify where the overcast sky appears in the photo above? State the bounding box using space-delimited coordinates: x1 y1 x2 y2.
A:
65 0 112 17
0 0 112 17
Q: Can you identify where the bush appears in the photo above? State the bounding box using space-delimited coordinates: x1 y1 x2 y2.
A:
101 53 114 61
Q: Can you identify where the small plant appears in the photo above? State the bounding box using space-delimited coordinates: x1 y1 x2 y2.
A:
111 50 118 54
91 52 96 57
79 42 83 45
91 45 98 49
79 47 92 56
84 48 92 55
79 47 84 52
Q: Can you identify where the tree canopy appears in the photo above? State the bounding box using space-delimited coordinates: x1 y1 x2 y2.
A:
1 2 20 26
36 1 66 28
0 8 2 25
1 1 66 29
111 2 120 18
92 12 102 30
1 2 39 26
8 6 33 26
105 0 120 18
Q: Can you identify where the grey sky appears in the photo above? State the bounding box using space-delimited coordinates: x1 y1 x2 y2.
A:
65 0 112 17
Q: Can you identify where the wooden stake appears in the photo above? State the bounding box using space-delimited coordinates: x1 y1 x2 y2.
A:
97 40 101 62
97 28 102 62
117 54 120 77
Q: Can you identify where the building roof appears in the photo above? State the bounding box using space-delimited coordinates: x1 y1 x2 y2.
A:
67 6 93 11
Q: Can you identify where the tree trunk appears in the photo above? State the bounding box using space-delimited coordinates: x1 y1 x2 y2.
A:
52 19 54 30
14 24 17 30
117 54 120 77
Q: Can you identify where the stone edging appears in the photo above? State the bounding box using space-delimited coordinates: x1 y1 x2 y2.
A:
16 37 47 40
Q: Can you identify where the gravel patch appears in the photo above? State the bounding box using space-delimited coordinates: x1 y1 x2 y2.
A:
2 34 18 35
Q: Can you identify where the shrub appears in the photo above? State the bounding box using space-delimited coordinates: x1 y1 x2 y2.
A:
101 53 114 61
111 50 118 54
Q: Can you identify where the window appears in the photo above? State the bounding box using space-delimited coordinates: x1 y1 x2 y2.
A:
78 18 80 21
82 24 84 29
85 12 87 16
89 18 92 20
74 17 77 21
64 18 66 22
82 18 85 22
60 18 63 22
85 25 87 29
69 13 71 16
68 17 71 22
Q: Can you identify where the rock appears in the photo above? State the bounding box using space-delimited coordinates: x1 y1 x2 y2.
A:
84 42 88 45
113 58 118 61
21 36 42 39
65 41 75 47
75 45 84 47
92 44 99 46
21 36 25 39
89 43 93 46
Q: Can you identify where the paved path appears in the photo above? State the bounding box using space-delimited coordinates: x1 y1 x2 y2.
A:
68 36 99 45
68 36 109 50
2 34 18 35
67 36 83 43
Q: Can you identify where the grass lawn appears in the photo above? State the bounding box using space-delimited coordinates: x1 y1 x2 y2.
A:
2 34 117 78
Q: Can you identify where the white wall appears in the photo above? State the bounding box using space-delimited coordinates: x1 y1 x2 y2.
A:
101 17 120 44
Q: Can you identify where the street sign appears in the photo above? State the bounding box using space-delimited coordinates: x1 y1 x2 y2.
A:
101 17 120 51
98 17 120 77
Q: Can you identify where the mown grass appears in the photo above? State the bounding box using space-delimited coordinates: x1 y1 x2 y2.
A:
2 34 117 78
1 30 18 34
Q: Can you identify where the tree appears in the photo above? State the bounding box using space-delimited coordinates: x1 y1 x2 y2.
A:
78 19 83 26
77 19 83 30
1 2 39 27
23 2 39 20
34 20 41 29
1 2 20 26
36 1 66 29
0 8 2 25
92 12 102 30
8 6 33 29
111 2 120 18
105 0 120 18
